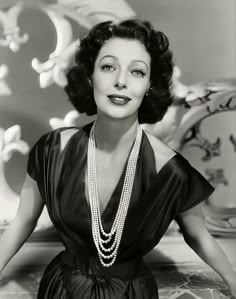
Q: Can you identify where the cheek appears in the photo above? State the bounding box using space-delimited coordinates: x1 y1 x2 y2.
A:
93 76 109 105
131 83 148 100
93 73 113 93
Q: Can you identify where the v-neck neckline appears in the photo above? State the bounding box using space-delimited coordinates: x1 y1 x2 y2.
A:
58 123 179 230
83 131 138 223
82 128 179 226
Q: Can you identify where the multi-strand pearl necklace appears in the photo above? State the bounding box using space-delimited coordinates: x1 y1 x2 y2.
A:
87 121 143 267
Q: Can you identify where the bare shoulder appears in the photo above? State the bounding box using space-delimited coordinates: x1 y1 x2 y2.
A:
144 130 177 173
60 128 79 152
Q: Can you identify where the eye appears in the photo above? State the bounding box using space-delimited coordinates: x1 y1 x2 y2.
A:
101 64 115 72
131 69 145 78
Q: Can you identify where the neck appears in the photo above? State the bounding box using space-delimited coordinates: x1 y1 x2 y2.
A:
94 115 139 153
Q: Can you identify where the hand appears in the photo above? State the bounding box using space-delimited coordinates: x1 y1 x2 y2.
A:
225 272 236 298
229 285 236 298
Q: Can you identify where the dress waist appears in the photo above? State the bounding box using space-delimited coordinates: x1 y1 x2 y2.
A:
61 250 142 280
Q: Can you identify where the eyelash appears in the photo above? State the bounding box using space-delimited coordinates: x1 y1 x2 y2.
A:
101 65 146 77
101 65 115 71
131 70 145 77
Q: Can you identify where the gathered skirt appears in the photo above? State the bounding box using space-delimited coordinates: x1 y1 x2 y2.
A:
37 251 159 299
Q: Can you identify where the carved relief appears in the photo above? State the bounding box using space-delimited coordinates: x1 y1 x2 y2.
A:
184 124 221 161
49 110 80 129
0 64 11 95
0 0 135 88
0 3 29 52
31 11 77 88
205 168 228 187
0 125 29 227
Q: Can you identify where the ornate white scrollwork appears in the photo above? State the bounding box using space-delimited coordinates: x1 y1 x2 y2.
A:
31 10 77 88
0 3 29 52
0 125 29 227
176 80 236 145
31 0 135 88
49 110 80 129
0 124 29 162
0 64 11 95
0 0 135 88
184 123 222 161
56 0 135 28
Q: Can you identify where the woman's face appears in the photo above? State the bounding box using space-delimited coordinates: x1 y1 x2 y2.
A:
92 37 151 121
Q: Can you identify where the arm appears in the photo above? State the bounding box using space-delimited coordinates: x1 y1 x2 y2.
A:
176 203 236 297
0 174 44 273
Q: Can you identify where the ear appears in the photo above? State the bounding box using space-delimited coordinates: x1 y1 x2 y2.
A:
146 81 151 93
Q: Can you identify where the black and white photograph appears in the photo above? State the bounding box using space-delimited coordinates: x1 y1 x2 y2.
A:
0 0 235 298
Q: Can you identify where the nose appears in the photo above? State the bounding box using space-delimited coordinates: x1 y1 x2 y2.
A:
114 70 127 89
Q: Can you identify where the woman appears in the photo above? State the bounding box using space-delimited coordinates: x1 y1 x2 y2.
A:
0 18 235 298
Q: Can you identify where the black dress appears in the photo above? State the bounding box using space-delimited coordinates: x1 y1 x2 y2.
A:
27 122 214 299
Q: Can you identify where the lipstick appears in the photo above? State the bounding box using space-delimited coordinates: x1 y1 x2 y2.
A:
107 94 131 105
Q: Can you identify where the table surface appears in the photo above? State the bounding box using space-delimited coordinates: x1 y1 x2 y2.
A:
0 235 235 299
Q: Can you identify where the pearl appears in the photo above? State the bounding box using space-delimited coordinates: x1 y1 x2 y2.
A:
87 121 142 267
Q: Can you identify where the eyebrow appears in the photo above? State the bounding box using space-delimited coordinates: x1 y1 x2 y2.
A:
99 55 149 71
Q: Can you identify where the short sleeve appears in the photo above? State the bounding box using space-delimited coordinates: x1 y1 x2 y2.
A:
27 132 52 181
177 162 215 213
27 126 78 182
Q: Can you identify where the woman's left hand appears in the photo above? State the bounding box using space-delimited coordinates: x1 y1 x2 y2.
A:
229 288 236 298
225 272 236 298
229 286 236 298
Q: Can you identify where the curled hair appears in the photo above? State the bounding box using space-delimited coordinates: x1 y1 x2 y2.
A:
65 18 174 124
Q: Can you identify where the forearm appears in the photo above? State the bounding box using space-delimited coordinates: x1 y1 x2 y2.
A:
0 217 36 273
187 231 236 286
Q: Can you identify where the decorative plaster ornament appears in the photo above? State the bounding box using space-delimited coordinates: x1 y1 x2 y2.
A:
0 125 29 227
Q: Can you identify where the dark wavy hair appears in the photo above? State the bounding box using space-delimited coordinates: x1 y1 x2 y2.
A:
65 18 174 124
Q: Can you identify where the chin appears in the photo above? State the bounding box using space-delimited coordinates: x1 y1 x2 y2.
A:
97 103 140 120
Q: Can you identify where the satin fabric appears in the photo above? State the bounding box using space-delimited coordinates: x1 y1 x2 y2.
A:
27 122 214 298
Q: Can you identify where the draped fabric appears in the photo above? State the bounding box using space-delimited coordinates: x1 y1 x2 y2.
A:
27 122 214 299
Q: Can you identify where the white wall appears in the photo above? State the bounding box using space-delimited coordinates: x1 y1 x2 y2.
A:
127 0 236 83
